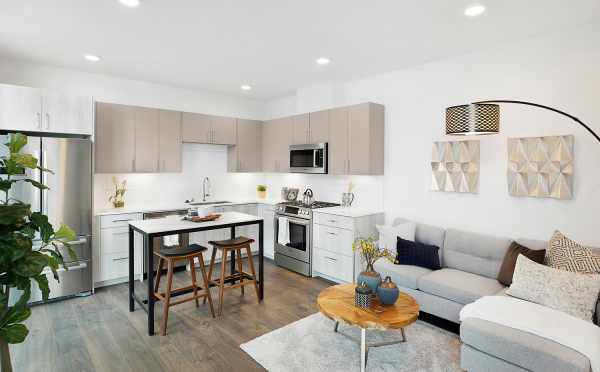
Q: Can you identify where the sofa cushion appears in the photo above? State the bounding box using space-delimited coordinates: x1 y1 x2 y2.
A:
546 230 600 274
396 237 441 270
373 260 432 290
497 241 545 286
461 318 591 372
418 268 505 305
393 218 446 261
443 228 511 279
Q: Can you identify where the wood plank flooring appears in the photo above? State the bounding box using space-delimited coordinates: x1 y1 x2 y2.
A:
12 259 332 372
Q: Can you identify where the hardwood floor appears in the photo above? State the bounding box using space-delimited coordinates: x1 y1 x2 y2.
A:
12 259 332 372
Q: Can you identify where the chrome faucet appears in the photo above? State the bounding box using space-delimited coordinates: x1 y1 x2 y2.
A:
202 177 211 202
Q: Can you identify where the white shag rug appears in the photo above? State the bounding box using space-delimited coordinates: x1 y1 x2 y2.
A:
240 313 462 372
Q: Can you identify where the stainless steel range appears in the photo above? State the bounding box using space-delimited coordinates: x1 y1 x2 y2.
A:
274 200 339 276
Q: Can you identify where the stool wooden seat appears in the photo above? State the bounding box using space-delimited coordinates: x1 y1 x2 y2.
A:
205 236 259 316
154 243 215 335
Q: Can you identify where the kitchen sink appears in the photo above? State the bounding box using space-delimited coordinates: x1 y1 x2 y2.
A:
188 201 231 206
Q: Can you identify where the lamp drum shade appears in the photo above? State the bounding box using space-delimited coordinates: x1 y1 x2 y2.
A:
446 103 500 135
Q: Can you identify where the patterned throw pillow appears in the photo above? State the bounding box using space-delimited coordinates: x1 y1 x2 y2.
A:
507 255 600 322
546 231 600 274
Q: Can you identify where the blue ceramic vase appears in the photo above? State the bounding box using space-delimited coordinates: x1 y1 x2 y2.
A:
357 270 382 293
377 276 400 305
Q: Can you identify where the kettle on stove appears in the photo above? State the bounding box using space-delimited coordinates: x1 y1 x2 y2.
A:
302 188 314 205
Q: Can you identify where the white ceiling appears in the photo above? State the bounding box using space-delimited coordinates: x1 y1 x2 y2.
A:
0 0 598 100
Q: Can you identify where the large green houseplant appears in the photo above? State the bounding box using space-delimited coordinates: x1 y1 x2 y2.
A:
0 133 76 372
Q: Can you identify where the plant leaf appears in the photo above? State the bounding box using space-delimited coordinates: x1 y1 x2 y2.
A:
33 274 51 300
0 323 29 344
6 133 27 154
11 153 38 169
21 179 48 190
54 224 76 242
2 307 31 327
29 212 53 242
14 252 47 277
0 179 16 193
0 203 30 227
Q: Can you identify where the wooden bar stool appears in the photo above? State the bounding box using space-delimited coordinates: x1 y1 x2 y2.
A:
154 243 215 335
205 236 260 316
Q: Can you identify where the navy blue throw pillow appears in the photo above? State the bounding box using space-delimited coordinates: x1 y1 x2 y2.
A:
396 237 441 270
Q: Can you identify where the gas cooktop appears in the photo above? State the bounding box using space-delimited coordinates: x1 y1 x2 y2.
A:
277 200 340 209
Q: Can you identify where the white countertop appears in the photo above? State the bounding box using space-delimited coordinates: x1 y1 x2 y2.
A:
129 211 263 234
313 206 384 218
95 198 282 216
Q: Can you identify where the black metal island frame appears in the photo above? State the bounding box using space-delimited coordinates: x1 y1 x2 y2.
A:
127 211 264 335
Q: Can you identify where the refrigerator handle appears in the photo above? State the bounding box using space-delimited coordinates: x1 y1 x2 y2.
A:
42 150 48 215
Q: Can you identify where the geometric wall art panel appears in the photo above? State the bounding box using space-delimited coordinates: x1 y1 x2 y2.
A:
431 140 480 193
507 135 574 200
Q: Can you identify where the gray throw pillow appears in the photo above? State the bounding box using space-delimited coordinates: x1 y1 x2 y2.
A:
507 255 600 322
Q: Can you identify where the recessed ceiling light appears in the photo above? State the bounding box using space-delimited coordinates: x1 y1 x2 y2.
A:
315 57 331 65
119 0 140 7
84 54 101 62
464 4 486 17
240 84 252 91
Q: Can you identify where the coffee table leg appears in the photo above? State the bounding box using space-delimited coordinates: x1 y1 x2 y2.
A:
360 328 367 372
333 321 339 333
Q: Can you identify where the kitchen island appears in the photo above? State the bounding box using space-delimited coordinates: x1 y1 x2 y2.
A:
128 211 264 335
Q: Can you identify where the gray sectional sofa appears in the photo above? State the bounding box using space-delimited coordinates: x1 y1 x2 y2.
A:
373 218 598 372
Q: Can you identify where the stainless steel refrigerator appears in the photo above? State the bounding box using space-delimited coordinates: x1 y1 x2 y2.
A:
2 135 93 303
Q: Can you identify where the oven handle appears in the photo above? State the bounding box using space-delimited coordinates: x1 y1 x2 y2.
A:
277 215 311 226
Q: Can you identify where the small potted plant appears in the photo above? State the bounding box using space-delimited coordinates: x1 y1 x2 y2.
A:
257 184 267 199
109 176 127 208
353 236 394 292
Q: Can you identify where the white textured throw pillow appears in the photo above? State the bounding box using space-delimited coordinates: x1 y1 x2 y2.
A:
507 255 600 322
376 222 416 251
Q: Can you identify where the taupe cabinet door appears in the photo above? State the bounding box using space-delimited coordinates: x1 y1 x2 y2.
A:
308 109 329 144
262 117 292 172
134 107 160 173
211 116 236 145
95 102 136 173
182 112 212 143
159 110 182 172
182 113 236 145
328 107 349 175
291 113 310 144
229 119 262 172
328 103 384 175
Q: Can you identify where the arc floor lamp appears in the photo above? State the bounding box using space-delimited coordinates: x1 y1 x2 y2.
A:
445 100 600 144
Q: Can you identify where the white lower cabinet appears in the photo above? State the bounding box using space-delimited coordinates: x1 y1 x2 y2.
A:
312 211 384 283
94 212 143 287
259 204 275 259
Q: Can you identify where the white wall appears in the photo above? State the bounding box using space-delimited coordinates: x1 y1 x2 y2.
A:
267 22 600 246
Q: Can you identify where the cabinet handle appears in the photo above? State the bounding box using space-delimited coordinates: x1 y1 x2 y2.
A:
45 113 50 129
112 257 128 262
36 113 42 129
162 160 166 171
324 256 337 261
327 232 337 236
157 159 160 171
112 219 134 223
328 219 337 223
132 159 136 172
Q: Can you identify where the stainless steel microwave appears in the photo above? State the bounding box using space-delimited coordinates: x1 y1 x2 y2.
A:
289 143 327 174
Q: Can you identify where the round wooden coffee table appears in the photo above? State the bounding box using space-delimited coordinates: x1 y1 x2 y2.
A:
317 283 419 372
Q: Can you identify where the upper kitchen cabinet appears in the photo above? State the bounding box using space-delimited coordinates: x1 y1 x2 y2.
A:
228 119 262 172
262 117 292 173
0 84 43 132
95 102 136 173
0 84 93 135
291 113 310 144
329 102 384 175
158 110 182 172
308 109 330 144
95 102 182 174
182 112 236 145
133 107 160 173
42 91 93 135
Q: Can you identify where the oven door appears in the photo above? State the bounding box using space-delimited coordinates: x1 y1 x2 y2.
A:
289 143 327 174
275 215 311 262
